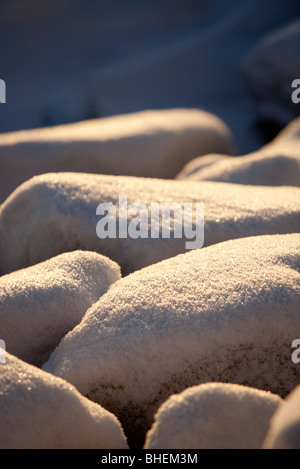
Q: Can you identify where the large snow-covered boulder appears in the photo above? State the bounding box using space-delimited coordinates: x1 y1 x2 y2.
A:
0 251 120 366
176 117 300 185
144 383 282 449
43 234 300 446
0 108 234 202
0 352 128 449
264 385 300 449
0 173 299 276
243 21 300 129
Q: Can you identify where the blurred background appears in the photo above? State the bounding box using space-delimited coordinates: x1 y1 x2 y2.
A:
0 0 299 153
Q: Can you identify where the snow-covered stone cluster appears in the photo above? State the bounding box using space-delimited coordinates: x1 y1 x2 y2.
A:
0 6 300 446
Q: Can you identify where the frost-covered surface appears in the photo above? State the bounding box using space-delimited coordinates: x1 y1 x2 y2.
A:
0 251 120 367
0 172 299 276
243 20 300 128
0 352 128 449
1 0 300 452
264 385 300 449
43 234 300 446
176 117 300 185
144 383 282 449
0 108 234 203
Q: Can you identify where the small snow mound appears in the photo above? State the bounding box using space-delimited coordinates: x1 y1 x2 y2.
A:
0 352 128 449
144 383 282 449
0 250 121 366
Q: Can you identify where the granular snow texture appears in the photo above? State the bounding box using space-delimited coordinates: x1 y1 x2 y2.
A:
144 383 282 449
43 233 300 447
0 352 128 449
0 250 120 366
0 173 299 276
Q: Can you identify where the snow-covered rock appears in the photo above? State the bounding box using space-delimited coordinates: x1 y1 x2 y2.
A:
243 20 300 129
144 383 282 449
176 117 300 185
0 251 120 366
264 385 300 449
0 108 234 202
43 233 300 446
0 172 299 276
0 352 128 449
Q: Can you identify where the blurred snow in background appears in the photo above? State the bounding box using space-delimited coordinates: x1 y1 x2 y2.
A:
0 0 299 153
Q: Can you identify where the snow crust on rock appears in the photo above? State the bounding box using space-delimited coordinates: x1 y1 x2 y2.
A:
43 234 300 446
0 172 299 276
0 250 121 366
144 383 282 449
176 117 300 185
0 352 128 449
0 108 234 202
264 385 300 449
